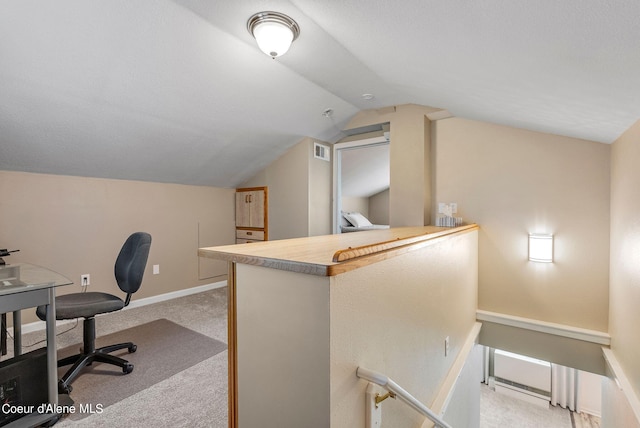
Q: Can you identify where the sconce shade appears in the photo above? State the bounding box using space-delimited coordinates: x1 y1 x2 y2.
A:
529 234 553 263
247 11 300 58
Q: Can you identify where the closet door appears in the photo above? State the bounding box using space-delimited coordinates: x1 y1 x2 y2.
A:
235 188 265 229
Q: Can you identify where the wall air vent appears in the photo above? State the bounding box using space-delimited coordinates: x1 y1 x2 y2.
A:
314 142 330 162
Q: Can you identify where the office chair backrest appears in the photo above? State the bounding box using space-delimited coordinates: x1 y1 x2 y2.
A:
114 232 152 306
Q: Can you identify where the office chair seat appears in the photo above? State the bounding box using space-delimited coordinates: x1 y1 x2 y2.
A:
35 232 151 394
36 292 124 320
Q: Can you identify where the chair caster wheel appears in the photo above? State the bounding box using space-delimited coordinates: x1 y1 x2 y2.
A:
128 344 137 353
123 363 134 374
58 380 72 394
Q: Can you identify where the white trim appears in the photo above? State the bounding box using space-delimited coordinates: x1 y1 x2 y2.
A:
332 136 389 234
14 280 227 335
494 382 550 408
578 404 602 419
602 348 640 424
476 310 611 346
126 280 226 310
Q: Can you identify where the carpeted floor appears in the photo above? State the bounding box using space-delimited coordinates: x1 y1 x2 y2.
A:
15 286 230 428
57 318 226 421
480 384 572 428
573 410 602 428
480 384 602 428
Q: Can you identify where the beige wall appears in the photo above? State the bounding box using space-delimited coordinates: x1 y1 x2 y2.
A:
346 104 442 227
434 118 610 331
232 229 478 427
441 344 483 427
243 141 308 239
578 370 602 416
0 171 235 324
308 141 333 237
236 264 330 428
243 137 332 239
609 119 640 399
368 188 389 225
330 230 478 427
602 373 640 428
341 196 368 217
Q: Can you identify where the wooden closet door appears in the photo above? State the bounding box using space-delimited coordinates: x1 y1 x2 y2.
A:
235 190 264 228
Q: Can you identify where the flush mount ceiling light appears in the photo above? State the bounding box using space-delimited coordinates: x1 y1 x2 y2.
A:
247 11 300 58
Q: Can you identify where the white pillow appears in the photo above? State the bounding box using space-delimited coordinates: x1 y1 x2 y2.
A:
340 212 352 227
343 212 373 228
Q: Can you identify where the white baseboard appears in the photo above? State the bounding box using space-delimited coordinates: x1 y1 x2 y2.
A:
16 280 227 336
578 405 602 418
495 383 550 408
125 280 226 310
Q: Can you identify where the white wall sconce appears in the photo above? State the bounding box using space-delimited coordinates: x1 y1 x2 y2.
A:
528 234 554 263
247 11 300 58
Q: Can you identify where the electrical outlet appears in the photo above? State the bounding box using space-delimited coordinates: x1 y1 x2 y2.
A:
438 203 446 214
153 264 160 275
450 203 457 214
81 274 90 287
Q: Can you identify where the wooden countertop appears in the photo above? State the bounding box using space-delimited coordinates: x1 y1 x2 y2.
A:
198 224 478 276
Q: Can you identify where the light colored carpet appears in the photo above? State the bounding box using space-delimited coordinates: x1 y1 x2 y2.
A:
480 384 602 428
58 318 226 421
56 351 228 428
480 384 572 428
15 286 229 428
573 411 602 428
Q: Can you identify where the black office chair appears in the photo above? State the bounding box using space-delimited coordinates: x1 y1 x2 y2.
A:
36 232 151 394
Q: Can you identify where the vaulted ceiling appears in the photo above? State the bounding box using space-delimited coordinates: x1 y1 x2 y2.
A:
341 143 390 198
1 1 639 187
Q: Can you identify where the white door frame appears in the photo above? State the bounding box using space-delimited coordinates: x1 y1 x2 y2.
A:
332 136 389 234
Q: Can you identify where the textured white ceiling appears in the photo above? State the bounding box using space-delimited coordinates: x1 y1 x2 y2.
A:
1 0 638 187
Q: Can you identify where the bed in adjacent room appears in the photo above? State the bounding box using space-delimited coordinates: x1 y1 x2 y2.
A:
340 211 389 233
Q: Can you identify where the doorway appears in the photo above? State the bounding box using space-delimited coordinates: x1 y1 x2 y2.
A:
332 134 389 233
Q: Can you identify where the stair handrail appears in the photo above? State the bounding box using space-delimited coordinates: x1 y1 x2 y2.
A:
356 366 453 428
